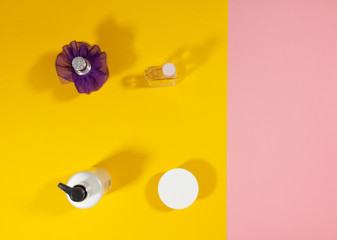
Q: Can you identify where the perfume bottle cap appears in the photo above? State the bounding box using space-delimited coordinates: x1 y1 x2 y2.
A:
72 57 91 75
162 63 176 77
158 168 199 209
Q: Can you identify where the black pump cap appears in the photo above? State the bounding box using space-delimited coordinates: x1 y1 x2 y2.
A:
58 183 87 202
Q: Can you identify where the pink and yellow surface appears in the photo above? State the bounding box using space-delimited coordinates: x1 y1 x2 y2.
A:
2 0 337 239
0 0 226 239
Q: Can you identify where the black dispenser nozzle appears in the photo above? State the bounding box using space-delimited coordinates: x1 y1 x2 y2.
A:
58 183 87 202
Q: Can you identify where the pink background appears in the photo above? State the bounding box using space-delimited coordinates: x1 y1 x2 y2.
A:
228 1 337 239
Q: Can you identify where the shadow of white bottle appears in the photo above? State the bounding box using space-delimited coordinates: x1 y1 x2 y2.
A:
58 168 111 209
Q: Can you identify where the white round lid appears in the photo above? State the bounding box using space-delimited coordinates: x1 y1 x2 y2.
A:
162 63 176 77
158 168 199 209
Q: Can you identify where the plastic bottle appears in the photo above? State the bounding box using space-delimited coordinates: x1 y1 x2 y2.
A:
58 168 111 209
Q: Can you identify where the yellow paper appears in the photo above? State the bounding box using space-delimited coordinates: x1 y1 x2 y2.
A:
0 0 227 239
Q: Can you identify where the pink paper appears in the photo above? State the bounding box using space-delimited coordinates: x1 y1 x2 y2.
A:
228 1 337 239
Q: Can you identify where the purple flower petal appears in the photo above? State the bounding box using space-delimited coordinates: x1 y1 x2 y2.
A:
55 41 109 94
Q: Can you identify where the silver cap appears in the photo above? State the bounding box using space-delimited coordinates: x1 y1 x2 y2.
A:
72 57 91 75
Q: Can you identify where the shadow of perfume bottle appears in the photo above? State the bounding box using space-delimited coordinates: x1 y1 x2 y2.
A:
166 38 219 84
122 74 148 88
27 52 79 101
96 18 137 77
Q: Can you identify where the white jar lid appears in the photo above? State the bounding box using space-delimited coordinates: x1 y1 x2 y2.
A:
158 168 199 209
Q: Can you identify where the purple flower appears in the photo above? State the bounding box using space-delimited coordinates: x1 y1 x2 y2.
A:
55 41 109 94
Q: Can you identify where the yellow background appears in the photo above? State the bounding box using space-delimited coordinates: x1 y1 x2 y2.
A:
0 0 227 239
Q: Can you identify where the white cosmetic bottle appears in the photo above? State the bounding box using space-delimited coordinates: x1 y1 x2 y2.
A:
58 168 111 209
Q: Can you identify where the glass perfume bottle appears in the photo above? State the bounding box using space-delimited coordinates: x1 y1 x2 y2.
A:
144 63 177 87
55 41 109 94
